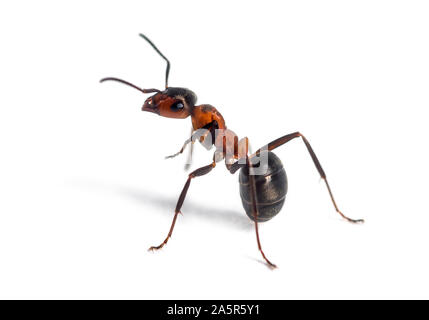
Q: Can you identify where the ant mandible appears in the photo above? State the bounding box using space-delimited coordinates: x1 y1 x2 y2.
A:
100 34 364 268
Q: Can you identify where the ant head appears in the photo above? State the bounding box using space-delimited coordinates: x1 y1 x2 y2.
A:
143 87 197 118
101 34 197 119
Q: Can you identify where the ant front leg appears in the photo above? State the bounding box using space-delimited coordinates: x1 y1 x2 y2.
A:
254 132 364 224
165 122 217 161
165 135 193 160
148 161 216 251
184 127 195 171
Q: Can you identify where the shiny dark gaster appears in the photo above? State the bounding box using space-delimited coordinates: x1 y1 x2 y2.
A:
239 152 287 222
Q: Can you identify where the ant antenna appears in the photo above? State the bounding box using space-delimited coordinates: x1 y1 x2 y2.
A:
100 77 161 94
139 33 171 88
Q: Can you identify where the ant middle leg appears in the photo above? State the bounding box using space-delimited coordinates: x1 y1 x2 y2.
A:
148 160 216 251
246 156 277 268
253 132 364 223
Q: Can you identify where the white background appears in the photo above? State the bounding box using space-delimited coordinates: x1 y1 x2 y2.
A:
0 1 428 299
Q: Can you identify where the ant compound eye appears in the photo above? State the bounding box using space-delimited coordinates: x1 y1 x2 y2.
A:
171 101 184 111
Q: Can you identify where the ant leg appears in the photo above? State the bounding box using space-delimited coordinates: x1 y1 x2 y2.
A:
254 132 364 223
184 128 195 171
148 161 216 251
165 137 192 159
166 122 215 160
247 156 277 268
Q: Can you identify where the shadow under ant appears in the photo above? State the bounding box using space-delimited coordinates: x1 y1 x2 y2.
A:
116 185 253 231
69 179 253 231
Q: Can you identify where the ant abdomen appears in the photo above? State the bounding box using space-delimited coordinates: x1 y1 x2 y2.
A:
239 151 288 222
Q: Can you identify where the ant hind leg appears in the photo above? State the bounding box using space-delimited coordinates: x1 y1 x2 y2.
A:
253 132 364 224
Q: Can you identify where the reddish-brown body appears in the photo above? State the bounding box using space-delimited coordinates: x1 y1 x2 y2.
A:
190 104 248 166
191 104 226 130
100 33 364 268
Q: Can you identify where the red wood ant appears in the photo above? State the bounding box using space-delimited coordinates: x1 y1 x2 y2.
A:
100 34 364 268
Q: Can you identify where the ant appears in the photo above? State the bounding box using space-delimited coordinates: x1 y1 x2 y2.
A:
100 34 364 268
